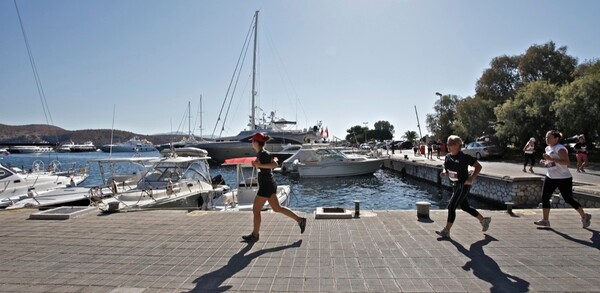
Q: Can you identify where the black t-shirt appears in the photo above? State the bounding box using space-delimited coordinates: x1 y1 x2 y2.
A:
574 143 588 154
444 151 477 183
257 149 273 177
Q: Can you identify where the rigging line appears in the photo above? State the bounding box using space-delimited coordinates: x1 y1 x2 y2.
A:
220 32 253 137
211 13 256 138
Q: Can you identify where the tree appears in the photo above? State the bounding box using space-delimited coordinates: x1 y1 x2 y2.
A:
475 55 521 106
494 81 559 146
371 120 394 141
453 96 495 143
519 41 577 86
425 94 460 141
553 73 600 141
345 125 368 144
401 130 418 143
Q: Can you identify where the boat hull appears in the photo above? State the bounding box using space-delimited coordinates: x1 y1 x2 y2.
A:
297 159 383 178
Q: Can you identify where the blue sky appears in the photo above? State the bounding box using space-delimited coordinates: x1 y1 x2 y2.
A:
1 0 599 141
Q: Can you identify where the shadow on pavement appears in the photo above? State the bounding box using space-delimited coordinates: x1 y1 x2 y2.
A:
189 239 302 292
547 228 600 250
450 234 530 293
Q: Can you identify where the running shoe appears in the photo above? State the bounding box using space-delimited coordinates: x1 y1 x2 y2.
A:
435 228 450 239
242 233 259 242
534 219 551 227
298 217 307 234
481 217 492 232
582 213 592 228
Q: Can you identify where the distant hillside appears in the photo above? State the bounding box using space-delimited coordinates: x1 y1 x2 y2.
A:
0 124 191 146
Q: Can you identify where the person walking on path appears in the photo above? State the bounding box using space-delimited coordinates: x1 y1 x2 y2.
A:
534 130 592 228
574 134 589 173
435 135 491 239
242 132 306 242
522 137 536 172
427 140 433 160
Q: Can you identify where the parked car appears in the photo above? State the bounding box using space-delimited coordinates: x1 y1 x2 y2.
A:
394 141 414 150
462 141 504 160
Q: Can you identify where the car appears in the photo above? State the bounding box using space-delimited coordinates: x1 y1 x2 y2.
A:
462 141 504 160
394 141 414 150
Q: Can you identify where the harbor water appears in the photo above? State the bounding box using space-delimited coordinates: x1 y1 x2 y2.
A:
1 151 496 213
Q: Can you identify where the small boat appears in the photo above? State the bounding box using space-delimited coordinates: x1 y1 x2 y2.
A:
209 157 290 211
100 137 157 153
0 160 88 208
96 147 228 212
58 141 97 152
282 146 383 178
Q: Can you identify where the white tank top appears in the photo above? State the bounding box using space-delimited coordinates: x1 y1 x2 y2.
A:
545 144 571 179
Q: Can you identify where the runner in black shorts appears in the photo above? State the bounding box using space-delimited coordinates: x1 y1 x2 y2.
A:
242 132 307 242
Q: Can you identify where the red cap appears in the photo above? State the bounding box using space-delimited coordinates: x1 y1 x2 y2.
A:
250 132 267 142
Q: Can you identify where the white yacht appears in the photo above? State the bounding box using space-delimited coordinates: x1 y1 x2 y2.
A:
8 145 54 153
0 161 88 208
96 147 228 212
281 145 383 178
100 137 157 153
58 141 97 152
209 157 289 211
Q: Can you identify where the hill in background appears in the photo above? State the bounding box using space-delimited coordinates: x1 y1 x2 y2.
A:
0 124 195 147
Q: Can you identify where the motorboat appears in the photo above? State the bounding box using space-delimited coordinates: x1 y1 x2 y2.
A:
210 157 290 211
271 144 302 163
5 157 154 210
281 146 383 178
100 137 157 153
58 141 97 152
0 160 88 208
96 147 229 212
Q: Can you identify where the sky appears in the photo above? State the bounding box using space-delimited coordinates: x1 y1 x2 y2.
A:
1 0 599 141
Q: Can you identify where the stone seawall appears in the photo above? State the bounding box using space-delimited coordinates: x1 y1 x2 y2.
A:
383 158 600 208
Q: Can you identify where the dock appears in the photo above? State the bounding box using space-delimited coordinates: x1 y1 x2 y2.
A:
1 207 599 292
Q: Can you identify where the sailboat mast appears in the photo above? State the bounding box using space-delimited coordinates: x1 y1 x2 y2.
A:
188 101 191 138
414 105 423 139
199 94 203 139
250 10 258 131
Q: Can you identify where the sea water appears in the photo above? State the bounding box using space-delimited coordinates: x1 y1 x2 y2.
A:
1 151 495 213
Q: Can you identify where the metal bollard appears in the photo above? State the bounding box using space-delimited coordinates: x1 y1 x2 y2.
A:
354 200 360 218
505 201 514 214
416 201 431 219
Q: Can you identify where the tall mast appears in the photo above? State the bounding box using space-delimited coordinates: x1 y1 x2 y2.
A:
199 94 203 139
188 101 191 138
414 105 423 139
250 10 258 131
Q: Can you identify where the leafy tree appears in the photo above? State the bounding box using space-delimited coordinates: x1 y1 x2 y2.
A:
453 96 495 142
573 58 600 79
519 41 577 86
401 130 418 143
494 81 559 146
475 55 522 106
553 73 600 141
425 94 459 141
373 121 394 135
345 125 368 144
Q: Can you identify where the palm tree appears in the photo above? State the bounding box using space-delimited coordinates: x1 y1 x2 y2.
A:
402 130 419 143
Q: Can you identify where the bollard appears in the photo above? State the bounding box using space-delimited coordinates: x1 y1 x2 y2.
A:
416 201 431 219
353 200 360 218
505 201 514 214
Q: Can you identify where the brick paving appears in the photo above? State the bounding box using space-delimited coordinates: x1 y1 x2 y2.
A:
0 207 599 292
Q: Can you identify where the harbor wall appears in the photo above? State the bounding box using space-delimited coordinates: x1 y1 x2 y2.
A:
383 158 600 208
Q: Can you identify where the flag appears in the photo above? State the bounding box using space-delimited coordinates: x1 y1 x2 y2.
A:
320 128 324 136
325 127 329 138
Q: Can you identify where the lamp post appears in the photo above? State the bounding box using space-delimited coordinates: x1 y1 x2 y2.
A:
363 122 368 143
435 92 443 139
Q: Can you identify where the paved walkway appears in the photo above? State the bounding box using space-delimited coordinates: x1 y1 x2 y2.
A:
1 207 599 292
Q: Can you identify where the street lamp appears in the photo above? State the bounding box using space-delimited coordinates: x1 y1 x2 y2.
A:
363 122 368 143
435 92 443 138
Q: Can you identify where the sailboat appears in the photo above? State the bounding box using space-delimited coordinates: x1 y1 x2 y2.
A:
187 11 323 164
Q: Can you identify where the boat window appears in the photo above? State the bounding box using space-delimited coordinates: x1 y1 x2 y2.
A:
181 161 210 183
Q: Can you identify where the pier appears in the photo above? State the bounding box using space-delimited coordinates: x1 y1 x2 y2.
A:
383 150 600 209
0 208 599 292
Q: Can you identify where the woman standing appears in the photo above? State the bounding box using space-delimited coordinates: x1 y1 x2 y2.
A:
574 135 589 173
522 137 536 172
435 135 491 239
242 132 306 242
534 130 591 228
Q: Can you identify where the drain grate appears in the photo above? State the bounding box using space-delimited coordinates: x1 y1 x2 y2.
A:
29 206 97 220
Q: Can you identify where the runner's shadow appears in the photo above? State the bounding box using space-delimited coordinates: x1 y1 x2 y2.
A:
450 234 530 293
188 239 302 292
547 228 600 250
